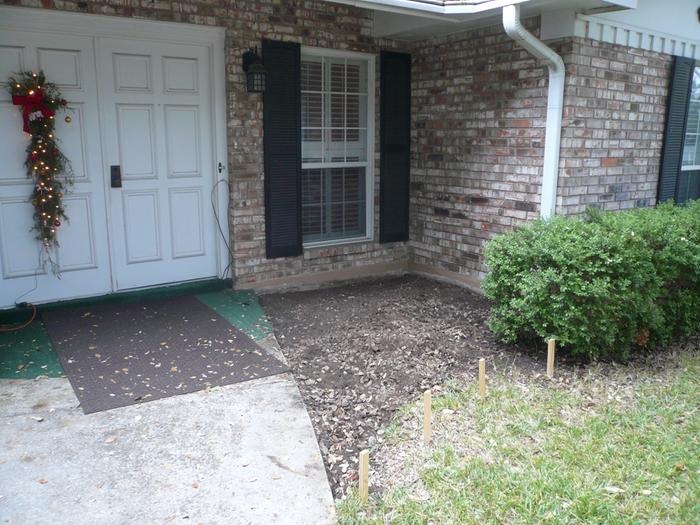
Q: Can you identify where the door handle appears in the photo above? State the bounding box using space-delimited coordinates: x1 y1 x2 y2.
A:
110 165 122 188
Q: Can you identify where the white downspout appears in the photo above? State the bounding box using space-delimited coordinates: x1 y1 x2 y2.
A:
503 4 565 219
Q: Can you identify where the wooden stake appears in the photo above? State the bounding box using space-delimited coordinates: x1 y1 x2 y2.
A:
547 339 556 378
423 390 432 445
358 449 369 504
478 358 486 399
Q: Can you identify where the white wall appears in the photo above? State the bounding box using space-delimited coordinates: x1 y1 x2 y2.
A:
542 0 700 59
596 0 699 44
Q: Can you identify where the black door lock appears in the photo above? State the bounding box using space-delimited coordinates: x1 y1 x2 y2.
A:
110 165 122 188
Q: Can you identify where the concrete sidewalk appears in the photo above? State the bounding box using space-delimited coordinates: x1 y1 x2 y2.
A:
0 373 335 524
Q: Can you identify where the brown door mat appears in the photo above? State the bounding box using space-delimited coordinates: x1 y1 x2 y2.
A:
42 295 288 414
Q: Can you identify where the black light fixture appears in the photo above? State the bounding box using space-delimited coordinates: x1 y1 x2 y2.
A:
242 47 266 94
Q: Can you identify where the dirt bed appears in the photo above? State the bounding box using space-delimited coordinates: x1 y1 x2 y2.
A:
261 275 540 497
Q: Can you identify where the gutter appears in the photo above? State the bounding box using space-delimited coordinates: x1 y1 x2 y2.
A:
328 0 636 18
502 4 565 219
329 0 530 18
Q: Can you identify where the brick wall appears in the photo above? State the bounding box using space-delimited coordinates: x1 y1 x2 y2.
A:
1 2 674 286
1 0 409 286
410 19 547 280
557 37 672 215
409 19 672 280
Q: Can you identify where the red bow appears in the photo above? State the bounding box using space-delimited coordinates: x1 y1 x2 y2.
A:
11 88 55 133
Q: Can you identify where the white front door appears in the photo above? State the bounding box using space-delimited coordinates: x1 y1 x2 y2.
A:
0 8 227 309
97 39 219 291
0 30 113 306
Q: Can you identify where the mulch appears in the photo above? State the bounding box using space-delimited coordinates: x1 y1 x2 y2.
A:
42 295 288 414
261 275 539 497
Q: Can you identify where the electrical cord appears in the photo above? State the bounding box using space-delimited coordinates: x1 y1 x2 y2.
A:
0 303 37 332
212 178 234 282
2 246 44 333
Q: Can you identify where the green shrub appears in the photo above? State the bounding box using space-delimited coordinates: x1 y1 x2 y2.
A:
482 201 700 360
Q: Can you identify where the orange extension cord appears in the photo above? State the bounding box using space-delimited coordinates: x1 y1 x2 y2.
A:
0 304 37 332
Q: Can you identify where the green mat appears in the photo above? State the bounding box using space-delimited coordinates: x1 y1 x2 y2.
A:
0 287 272 380
196 289 273 342
0 319 63 379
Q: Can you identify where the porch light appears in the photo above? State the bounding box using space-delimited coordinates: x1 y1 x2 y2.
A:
242 48 266 93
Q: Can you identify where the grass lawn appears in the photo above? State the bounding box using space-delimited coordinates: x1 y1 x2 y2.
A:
338 347 700 524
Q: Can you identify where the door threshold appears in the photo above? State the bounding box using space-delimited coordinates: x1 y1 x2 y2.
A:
1 278 233 316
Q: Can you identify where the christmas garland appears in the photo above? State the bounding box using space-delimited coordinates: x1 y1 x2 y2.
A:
7 70 72 249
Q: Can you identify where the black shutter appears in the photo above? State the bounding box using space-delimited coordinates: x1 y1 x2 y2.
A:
380 51 411 243
263 40 302 258
658 55 694 203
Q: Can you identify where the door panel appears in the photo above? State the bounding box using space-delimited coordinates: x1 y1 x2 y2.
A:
121 190 162 264
0 31 111 308
169 187 205 258
164 105 201 178
97 39 218 290
116 104 157 180
0 103 26 185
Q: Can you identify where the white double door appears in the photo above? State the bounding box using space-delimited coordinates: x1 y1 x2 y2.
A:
0 27 221 307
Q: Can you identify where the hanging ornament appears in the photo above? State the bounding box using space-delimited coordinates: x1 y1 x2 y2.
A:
7 70 72 251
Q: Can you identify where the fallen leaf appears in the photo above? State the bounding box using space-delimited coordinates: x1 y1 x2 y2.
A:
38 478 48 484
604 486 625 494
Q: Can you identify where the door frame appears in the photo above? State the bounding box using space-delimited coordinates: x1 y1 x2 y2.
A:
0 6 230 289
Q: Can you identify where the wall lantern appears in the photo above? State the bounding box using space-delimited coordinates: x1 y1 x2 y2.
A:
242 48 266 94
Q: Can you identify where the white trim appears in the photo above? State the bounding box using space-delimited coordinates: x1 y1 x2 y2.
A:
93 36 118 293
210 31 231 279
301 161 369 169
574 13 700 60
300 46 376 248
681 165 700 171
301 46 376 61
324 0 531 17
304 235 373 249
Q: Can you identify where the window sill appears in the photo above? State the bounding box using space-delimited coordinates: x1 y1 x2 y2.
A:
303 235 374 250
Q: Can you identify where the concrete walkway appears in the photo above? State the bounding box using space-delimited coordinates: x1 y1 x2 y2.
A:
0 372 335 524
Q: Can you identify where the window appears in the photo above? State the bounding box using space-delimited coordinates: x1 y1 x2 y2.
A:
682 66 700 170
300 49 373 245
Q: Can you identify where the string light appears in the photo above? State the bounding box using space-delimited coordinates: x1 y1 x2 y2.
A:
9 70 70 249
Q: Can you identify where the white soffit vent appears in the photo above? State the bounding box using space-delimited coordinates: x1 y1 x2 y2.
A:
575 14 700 60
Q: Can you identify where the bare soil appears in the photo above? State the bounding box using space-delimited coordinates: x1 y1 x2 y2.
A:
261 275 540 497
